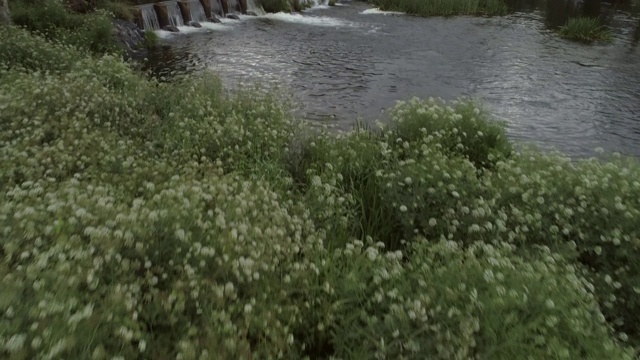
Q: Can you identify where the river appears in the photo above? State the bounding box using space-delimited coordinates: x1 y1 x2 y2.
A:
146 0 640 157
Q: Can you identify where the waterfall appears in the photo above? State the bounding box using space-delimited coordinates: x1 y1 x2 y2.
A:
247 0 265 15
140 4 161 31
167 1 185 27
210 0 224 17
189 0 207 22
227 0 241 13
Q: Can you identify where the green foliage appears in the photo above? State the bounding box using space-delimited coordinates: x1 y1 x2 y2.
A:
328 240 633 359
328 0 336 6
143 29 159 49
10 0 121 55
368 0 508 16
258 0 291 12
291 0 314 12
560 17 613 43
99 0 135 21
1 25 640 358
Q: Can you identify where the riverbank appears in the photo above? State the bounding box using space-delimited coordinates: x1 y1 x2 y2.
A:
2 10 640 357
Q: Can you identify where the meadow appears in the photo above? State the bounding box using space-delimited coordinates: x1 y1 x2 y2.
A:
1 4 640 359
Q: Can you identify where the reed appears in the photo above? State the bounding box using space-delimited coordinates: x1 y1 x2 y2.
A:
559 17 612 43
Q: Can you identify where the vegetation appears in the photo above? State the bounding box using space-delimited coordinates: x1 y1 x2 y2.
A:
2 3 640 359
258 0 315 12
9 0 121 55
144 29 160 49
366 0 508 16
560 17 612 43
259 0 291 13
99 0 135 21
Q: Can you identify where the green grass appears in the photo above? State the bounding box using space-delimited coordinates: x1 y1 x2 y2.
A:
2 4 640 358
99 0 135 21
560 17 613 43
368 0 508 16
10 0 121 55
258 0 291 12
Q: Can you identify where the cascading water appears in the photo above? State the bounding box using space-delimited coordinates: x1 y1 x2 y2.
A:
188 0 207 22
167 1 185 27
210 0 224 17
140 4 161 31
227 0 241 13
247 0 265 15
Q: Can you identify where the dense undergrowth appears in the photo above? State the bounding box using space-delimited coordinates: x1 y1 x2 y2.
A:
259 0 318 13
9 0 123 55
2 6 640 358
366 0 508 16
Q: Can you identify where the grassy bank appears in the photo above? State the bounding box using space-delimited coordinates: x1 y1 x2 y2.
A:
560 17 613 43
258 0 317 13
2 6 640 359
367 0 508 16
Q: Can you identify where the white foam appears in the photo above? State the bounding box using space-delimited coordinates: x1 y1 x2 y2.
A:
305 4 330 10
200 21 233 31
361 8 404 15
262 12 351 27
176 25 208 33
155 30 177 38
219 17 241 23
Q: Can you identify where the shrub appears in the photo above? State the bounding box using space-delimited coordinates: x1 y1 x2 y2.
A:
327 239 635 359
99 0 135 21
1 25 639 358
10 0 120 55
259 0 290 12
367 0 508 16
560 17 612 43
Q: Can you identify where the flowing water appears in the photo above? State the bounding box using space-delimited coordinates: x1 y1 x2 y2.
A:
140 4 161 30
227 0 242 13
167 1 185 26
189 0 208 22
247 0 266 15
210 0 224 17
146 0 640 157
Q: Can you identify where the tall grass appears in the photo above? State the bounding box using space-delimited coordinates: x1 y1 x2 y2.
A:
560 17 613 43
369 0 508 16
10 0 121 55
1 11 640 359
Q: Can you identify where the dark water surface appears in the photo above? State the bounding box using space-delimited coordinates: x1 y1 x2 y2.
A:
148 1 640 157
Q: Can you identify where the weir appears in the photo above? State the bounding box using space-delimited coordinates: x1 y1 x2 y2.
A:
188 0 208 22
247 0 265 15
138 4 161 31
200 0 224 20
167 1 185 27
227 0 242 13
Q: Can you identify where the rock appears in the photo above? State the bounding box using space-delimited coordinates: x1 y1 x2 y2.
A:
163 25 180 32
188 21 202 28
111 19 147 60
208 16 222 23
246 11 258 16
226 14 240 20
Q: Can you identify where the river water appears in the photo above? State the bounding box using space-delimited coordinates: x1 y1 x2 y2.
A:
147 1 640 157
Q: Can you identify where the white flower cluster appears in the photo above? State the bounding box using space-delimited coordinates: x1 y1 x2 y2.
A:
0 25 638 359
